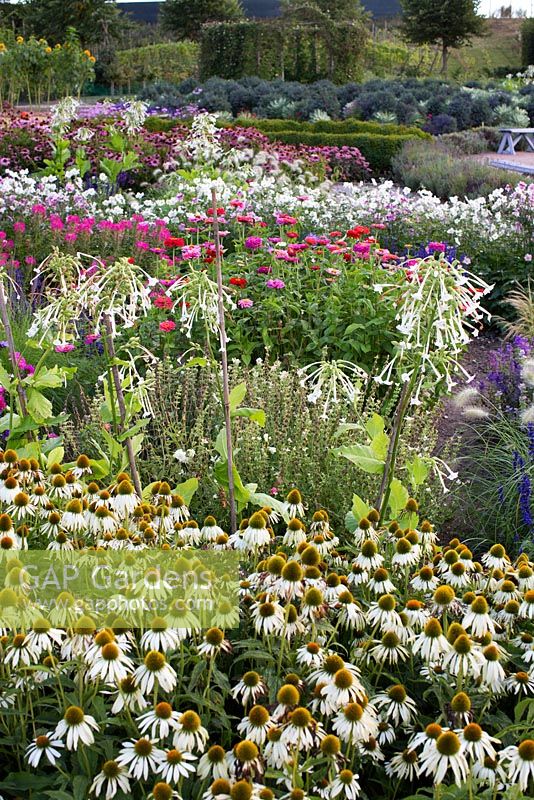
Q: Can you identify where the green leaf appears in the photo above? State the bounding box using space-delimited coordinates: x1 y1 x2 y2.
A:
248 491 288 520
31 366 66 389
370 431 389 460
365 412 385 439
388 479 409 518
334 444 384 474
0 362 12 390
26 388 53 424
406 454 429 488
352 494 370 520
232 407 266 427
213 460 251 508
214 426 228 459
174 477 199 505
184 356 207 369
229 381 247 411
46 446 64 467
117 417 150 442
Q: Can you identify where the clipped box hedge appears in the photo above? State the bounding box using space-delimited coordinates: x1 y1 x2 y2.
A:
234 117 430 140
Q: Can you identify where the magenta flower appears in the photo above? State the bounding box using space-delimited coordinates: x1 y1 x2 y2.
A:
55 344 75 353
266 279 285 290
257 266 272 274
245 236 263 250
13 221 25 234
238 298 254 309
85 334 100 345
427 242 446 253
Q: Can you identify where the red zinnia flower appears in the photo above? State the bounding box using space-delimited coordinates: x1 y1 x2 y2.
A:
164 237 185 248
229 277 247 288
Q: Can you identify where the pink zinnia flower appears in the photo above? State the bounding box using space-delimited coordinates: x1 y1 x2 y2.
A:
55 344 75 353
13 222 25 234
238 298 253 309
266 279 285 290
159 320 176 332
245 236 263 250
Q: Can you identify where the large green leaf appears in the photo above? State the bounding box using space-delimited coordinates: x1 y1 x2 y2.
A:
26 388 53 423
370 431 389 460
232 407 266 427
0 362 12 390
388 478 409 518
365 412 385 439
174 477 199 505
334 444 384 474
229 381 247 411
352 493 370 520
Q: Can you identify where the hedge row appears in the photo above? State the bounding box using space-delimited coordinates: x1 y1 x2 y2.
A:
111 42 199 90
261 131 417 174
233 116 430 139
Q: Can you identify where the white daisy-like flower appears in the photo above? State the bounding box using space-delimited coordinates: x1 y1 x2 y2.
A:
157 747 197 783
250 598 285 636
281 707 325 751
264 726 292 769
197 627 232 658
134 651 177 694
116 737 165 781
23 619 64 657
296 642 325 668
519 590 534 619
108 675 148 714
140 619 182 652
367 595 402 630
327 768 361 799
481 544 509 571
462 596 496 637
231 671 267 706
173 710 209 753
54 706 99 751
457 723 498 762
480 643 507 692
90 760 131 799
501 739 534 792
412 617 452 662
4 634 39 667
26 732 64 767
198 744 229 780
284 489 305 519
418 730 469 786
385 748 419 780
441 634 484 678
505 671 534 695
332 702 379 744
237 705 274 745
137 702 181 738
88 641 134 683
369 630 409 665
373 685 418 727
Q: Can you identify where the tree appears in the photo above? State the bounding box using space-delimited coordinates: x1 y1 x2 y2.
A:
400 0 486 74
160 0 244 41
281 0 370 23
20 0 120 47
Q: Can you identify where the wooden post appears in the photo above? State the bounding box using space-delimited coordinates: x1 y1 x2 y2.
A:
211 188 237 533
102 313 143 499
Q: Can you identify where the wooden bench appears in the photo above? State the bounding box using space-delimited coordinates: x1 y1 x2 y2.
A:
497 128 534 155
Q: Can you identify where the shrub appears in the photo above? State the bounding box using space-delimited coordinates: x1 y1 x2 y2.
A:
392 138 521 200
521 17 534 67
110 41 199 91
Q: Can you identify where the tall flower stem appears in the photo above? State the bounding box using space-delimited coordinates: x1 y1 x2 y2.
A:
211 188 237 533
0 277 31 427
376 373 417 524
102 313 143 498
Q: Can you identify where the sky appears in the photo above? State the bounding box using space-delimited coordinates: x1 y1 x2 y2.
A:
479 0 533 11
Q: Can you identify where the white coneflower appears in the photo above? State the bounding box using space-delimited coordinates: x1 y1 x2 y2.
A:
250 599 285 636
411 565 440 593
89 641 134 683
54 706 99 750
90 760 131 799
409 723 446 755
502 739 534 792
308 654 361 689
376 720 397 747
116 737 164 780
355 540 384 572
198 744 229 780
296 642 325 668
0 476 20 503
327 768 361 799
202 778 232 800
284 489 305 519
134 651 177 694
373 685 417 727
201 515 225 543
241 512 271 551
369 630 409 665
472 755 507 788
332 702 378 745
321 668 367 712
385 748 419 780
462 596 496 637
480 644 506 692
24 618 64 656
368 568 396 595
458 722 498 762
173 710 209 753
157 747 197 783
419 730 469 786
108 675 148 715
300 586 328 622
391 537 420 568
281 707 325 751
197 627 232 658
61 498 86 532
264 726 292 769
272 684 300 721
347 563 369 588
519 590 534 619
367 595 402 630
442 634 484 678
518 564 534 591
412 617 452 662
26 733 64 767
403 599 428 630
112 480 139 517
237 705 273 745
140 618 182 652
231 671 267 706
4 634 39 667
274 560 305 601
8 490 36 519
169 494 190 523
481 544 509 571
505 671 534 695
228 739 264 781
137 702 181 738
283 518 307 548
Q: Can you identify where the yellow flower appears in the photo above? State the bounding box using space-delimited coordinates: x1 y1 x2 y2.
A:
16 36 24 44
89 56 96 63
55 43 61 50
83 49 91 56
0 43 6 52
